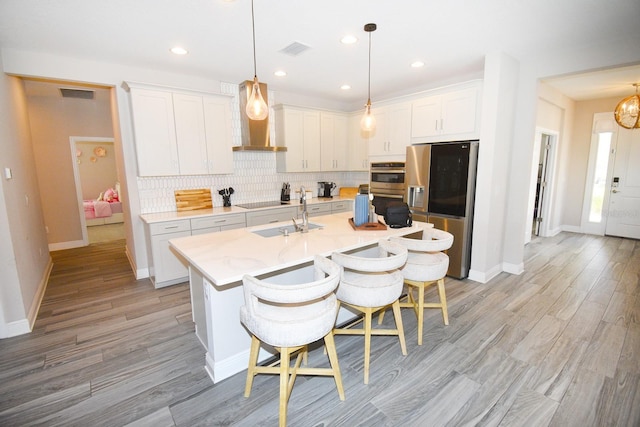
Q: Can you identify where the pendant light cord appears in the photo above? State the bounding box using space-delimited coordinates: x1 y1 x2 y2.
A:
367 30 372 103
251 0 257 78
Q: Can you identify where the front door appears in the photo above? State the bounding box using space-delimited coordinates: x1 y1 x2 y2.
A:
605 127 640 239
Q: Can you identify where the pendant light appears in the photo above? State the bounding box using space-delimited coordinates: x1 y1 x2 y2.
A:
614 83 640 129
246 0 268 121
360 23 377 132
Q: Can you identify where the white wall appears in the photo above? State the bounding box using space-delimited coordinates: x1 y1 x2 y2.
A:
0 59 51 337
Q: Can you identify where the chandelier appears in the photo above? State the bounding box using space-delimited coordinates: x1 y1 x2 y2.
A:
614 83 640 129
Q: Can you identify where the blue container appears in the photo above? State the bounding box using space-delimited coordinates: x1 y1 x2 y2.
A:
354 194 369 226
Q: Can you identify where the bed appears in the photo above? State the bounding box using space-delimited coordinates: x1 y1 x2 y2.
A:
83 186 124 226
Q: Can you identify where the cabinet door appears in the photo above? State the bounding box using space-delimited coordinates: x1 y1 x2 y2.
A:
130 88 179 176
387 102 411 155
411 95 441 138
321 112 348 171
277 108 305 172
332 114 348 170
150 230 191 286
203 95 233 174
347 113 369 171
320 113 336 171
441 88 477 135
367 106 389 156
303 111 321 171
173 93 208 175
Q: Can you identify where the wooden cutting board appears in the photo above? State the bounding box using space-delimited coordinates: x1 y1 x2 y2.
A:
175 189 213 211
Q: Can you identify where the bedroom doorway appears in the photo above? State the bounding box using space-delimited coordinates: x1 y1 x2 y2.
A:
70 136 123 245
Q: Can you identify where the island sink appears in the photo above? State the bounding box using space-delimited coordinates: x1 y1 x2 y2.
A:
252 223 323 237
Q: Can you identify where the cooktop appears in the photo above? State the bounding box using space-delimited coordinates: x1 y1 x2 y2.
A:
236 200 292 210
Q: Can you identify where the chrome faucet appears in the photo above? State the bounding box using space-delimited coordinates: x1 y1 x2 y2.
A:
292 185 309 233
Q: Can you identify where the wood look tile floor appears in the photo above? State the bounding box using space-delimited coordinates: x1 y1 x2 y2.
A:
0 233 639 426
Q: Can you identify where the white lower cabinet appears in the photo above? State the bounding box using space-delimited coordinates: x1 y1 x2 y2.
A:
331 200 353 213
190 213 246 235
246 207 298 227
301 202 332 218
147 220 191 288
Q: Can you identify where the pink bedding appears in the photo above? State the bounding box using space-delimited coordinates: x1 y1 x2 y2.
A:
83 200 122 219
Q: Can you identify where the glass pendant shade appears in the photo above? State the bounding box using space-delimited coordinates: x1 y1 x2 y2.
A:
614 92 640 129
246 77 268 120
360 101 376 132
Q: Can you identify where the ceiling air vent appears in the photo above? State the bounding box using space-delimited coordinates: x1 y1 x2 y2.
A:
279 41 310 57
59 88 95 99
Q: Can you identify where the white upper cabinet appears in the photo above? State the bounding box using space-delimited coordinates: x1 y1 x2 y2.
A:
368 102 412 157
411 85 480 142
320 112 348 171
125 82 233 176
129 88 179 176
275 105 321 172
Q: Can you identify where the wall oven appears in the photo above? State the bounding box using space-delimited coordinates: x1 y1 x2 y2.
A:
370 161 406 215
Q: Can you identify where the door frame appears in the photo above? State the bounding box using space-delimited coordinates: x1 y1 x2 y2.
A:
69 136 115 246
525 127 558 243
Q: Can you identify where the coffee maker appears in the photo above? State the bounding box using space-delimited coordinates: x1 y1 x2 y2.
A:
317 181 336 198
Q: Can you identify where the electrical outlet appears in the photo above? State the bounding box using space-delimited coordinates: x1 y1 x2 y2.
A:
45 226 49 234
25 195 29 206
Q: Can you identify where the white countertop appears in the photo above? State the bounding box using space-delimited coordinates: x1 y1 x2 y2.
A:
140 196 352 224
169 211 431 287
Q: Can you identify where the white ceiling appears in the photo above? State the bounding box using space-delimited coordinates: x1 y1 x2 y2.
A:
1 0 639 108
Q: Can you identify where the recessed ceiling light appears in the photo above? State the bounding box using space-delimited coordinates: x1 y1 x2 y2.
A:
340 84 351 90
274 70 287 77
171 47 189 55
411 61 425 68
341 35 358 44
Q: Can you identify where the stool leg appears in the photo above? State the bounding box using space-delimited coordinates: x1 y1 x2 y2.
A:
324 332 345 400
244 335 261 397
279 348 291 427
363 307 373 384
437 278 449 325
417 283 425 345
391 299 407 355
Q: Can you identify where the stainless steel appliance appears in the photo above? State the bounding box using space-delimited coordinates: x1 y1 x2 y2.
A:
369 161 405 215
406 141 478 279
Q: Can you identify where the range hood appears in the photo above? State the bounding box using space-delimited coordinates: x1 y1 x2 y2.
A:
233 80 286 152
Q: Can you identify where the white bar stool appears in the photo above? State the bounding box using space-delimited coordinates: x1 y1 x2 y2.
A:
331 239 408 384
240 255 344 427
390 228 454 345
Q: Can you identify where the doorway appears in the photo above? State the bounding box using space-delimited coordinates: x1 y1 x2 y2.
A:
70 137 124 245
526 129 557 242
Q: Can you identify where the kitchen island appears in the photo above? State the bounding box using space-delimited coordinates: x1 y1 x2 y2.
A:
169 211 431 383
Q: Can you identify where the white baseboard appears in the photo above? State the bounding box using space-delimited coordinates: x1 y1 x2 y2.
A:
560 225 582 233
48 239 85 251
205 347 274 384
503 261 524 275
2 256 53 339
468 264 502 283
125 245 149 279
28 257 53 330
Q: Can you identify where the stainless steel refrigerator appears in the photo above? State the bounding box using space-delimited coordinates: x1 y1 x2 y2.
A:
405 141 478 279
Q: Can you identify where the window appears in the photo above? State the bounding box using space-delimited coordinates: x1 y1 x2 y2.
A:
588 132 612 223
